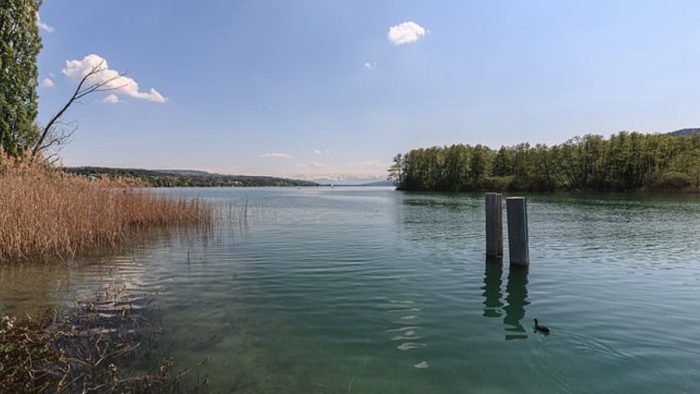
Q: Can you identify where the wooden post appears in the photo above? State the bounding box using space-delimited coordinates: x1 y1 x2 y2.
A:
485 193 503 257
506 197 529 266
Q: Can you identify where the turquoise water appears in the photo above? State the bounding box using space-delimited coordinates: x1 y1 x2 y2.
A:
1 187 700 393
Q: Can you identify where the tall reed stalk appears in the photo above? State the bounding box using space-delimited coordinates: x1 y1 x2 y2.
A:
0 153 213 263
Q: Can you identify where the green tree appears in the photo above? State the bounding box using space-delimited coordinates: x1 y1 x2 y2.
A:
392 131 700 193
492 146 512 177
387 153 404 187
0 0 42 156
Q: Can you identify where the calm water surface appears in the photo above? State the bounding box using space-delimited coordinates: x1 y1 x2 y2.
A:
1 187 699 393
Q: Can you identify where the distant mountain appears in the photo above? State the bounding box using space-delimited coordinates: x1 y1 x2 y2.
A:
668 128 700 136
63 167 319 187
357 179 395 187
311 176 388 186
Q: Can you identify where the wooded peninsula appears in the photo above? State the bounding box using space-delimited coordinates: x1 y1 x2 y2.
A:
388 131 700 192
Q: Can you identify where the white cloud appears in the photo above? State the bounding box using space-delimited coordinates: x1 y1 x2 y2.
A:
41 78 55 89
364 62 376 70
101 94 121 104
62 54 166 103
310 161 327 168
313 149 330 155
260 152 292 159
37 13 55 33
387 21 426 45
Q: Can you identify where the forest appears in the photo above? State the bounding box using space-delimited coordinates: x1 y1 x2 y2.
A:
388 132 700 192
64 167 319 187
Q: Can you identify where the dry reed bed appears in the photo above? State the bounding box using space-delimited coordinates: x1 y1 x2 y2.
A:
0 154 213 263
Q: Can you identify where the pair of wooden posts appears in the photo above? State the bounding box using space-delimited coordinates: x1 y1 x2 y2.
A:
485 193 529 266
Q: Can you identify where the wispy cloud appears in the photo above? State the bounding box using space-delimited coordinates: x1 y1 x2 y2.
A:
313 149 330 155
63 54 166 103
37 13 55 33
364 62 376 70
41 78 55 89
388 21 426 45
101 94 121 104
260 152 292 159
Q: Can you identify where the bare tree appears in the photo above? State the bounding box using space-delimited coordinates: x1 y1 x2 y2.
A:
31 60 125 157
33 120 77 162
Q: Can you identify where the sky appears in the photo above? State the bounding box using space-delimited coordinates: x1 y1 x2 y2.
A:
37 0 700 180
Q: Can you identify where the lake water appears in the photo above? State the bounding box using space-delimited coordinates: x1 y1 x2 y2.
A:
1 187 699 393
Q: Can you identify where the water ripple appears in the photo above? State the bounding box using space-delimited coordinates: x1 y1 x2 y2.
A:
1 188 699 393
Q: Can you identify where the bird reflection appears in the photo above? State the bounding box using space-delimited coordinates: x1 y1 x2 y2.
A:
482 257 503 318
503 266 530 340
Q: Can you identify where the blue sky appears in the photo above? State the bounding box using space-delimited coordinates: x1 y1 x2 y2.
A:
37 1 700 180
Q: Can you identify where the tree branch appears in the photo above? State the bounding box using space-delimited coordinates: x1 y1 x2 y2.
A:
31 61 127 157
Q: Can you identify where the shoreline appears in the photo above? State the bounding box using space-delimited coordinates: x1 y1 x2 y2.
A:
395 187 700 195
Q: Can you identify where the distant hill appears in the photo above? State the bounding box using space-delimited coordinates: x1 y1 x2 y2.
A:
357 179 395 187
312 176 388 186
158 169 213 177
668 128 700 136
63 167 319 187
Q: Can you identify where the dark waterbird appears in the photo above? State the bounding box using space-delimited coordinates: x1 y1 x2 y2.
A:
534 319 551 335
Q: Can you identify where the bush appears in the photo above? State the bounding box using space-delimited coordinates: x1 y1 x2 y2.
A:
645 171 694 191
481 176 514 191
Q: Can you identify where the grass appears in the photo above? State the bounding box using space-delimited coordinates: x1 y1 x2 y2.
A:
0 153 214 264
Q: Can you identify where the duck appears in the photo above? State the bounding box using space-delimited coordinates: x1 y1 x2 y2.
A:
534 319 550 335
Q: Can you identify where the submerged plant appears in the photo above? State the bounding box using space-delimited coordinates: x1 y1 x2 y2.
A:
0 284 208 393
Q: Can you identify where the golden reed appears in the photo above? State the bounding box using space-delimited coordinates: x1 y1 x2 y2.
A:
0 153 213 263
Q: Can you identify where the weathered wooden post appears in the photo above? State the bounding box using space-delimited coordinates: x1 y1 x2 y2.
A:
485 193 503 257
506 197 529 266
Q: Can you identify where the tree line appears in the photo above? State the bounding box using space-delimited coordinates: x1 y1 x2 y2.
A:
388 132 700 192
64 167 319 187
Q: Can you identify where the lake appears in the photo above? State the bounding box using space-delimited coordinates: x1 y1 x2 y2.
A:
1 187 699 393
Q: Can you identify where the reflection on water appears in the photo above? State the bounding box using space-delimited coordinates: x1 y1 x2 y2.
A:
481 258 531 340
482 258 504 318
504 266 530 340
0 264 73 314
